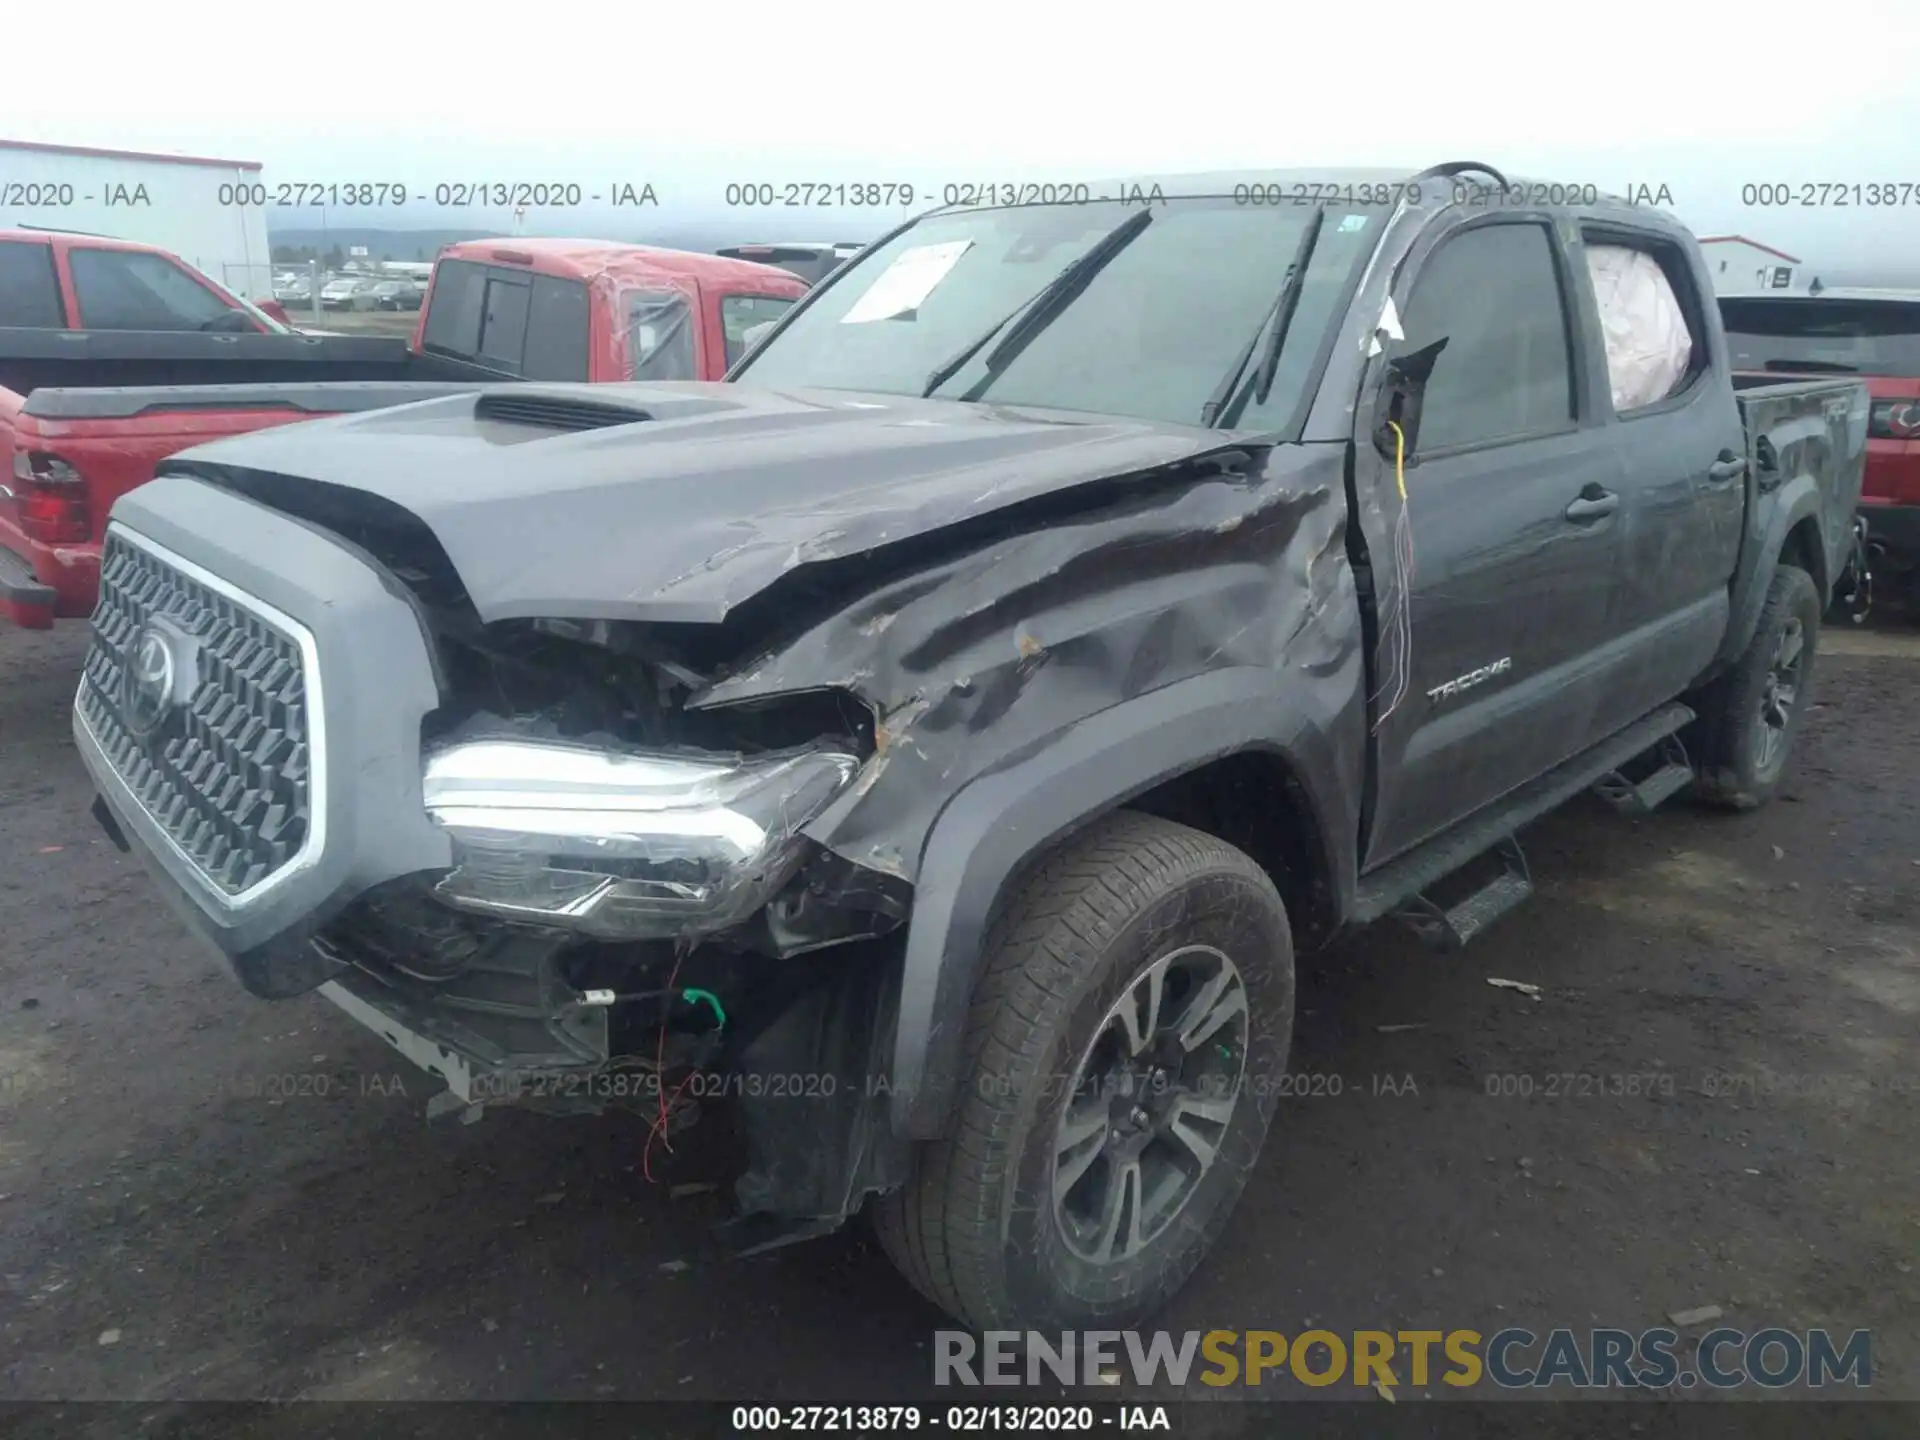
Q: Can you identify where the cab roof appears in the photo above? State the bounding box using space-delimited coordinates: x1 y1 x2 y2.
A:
436 237 807 293
0 227 184 255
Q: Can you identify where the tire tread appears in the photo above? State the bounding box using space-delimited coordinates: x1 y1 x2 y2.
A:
873 811 1284 1327
1693 563 1820 811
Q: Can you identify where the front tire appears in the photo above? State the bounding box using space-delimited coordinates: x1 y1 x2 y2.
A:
873 811 1295 1330
1692 564 1821 810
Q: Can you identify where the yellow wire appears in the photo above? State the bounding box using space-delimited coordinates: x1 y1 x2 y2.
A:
1385 420 1407 501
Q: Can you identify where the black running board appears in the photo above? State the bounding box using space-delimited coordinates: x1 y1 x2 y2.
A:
1593 732 1695 815
1353 701 1696 944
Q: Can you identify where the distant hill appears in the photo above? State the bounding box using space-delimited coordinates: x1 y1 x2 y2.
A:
268 227 506 262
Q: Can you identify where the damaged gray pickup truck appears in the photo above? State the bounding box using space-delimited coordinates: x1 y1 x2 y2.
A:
77 163 1865 1331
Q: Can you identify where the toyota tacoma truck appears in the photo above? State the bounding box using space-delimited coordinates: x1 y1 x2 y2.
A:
75 164 1865 1331
0 237 807 627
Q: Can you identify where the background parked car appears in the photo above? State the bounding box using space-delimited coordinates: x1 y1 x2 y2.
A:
372 279 424 311
321 276 381 311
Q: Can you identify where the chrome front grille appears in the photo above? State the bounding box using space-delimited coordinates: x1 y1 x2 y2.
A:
78 529 317 899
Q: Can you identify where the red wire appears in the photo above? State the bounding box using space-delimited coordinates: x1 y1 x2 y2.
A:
647 1069 700 1173
641 949 687 1183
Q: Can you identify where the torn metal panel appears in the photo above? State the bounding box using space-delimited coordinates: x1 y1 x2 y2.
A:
696 442 1362 883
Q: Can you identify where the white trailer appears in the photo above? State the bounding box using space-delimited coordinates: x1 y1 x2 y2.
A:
0 138 275 303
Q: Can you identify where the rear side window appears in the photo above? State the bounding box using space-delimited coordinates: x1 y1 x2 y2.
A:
420 260 486 353
1720 298 1920 379
0 240 64 327
420 260 589 380
524 276 590 380
623 291 697 381
721 294 796 368
1583 240 1698 412
477 278 530 367
69 248 236 331
1398 222 1576 452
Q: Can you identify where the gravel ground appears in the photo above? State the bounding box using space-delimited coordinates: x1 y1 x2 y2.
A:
2 617 1917 1430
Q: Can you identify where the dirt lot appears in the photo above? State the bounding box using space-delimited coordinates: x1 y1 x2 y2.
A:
2 615 1918 1426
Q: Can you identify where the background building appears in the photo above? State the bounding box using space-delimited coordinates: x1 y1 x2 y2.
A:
0 138 274 301
1698 235 1807 296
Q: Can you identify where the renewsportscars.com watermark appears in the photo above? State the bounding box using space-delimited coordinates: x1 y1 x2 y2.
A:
935 1327 1873 1392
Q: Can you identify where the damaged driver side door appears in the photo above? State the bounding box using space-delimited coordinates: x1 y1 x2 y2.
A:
1357 215 1625 870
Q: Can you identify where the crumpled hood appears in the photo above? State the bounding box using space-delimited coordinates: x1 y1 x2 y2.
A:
164 380 1247 624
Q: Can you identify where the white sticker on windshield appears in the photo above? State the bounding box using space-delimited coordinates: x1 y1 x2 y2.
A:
840 240 973 324
1337 213 1369 233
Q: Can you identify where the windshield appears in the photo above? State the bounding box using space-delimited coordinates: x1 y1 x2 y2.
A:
734 198 1379 429
1721 297 1920 378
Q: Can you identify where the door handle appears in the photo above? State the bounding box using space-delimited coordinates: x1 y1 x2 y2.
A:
1707 453 1748 483
1564 491 1619 522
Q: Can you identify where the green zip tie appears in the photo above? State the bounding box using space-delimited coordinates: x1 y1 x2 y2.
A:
681 987 727 1029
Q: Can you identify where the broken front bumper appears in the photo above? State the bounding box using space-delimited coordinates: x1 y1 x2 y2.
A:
310 924 612 1109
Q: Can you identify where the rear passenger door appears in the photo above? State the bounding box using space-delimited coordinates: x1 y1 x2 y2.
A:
1359 215 1625 869
1575 228 1742 717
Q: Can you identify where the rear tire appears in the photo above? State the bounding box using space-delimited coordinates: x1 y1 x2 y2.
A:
1692 564 1821 810
872 811 1294 1330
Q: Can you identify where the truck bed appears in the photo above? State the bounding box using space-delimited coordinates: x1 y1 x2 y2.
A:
1733 376 1869 594
0 331 510 627
0 326 500 397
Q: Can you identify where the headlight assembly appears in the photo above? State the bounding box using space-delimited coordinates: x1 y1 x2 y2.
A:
421 739 860 940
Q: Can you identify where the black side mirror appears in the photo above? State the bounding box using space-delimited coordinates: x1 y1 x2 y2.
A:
1371 336 1449 459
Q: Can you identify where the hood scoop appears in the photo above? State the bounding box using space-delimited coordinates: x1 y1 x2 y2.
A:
473 390 655 433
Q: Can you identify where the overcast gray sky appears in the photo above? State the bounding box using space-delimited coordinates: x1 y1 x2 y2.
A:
7 1 1918 278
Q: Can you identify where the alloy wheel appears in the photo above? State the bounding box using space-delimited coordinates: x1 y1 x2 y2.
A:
1051 944 1250 1264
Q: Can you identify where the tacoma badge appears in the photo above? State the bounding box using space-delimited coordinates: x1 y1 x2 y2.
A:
1427 656 1512 704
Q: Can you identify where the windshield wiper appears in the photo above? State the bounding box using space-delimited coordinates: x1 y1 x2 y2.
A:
921 208 1155 399
1199 207 1325 428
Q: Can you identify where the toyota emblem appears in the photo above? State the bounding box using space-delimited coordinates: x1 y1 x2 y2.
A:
125 623 178 737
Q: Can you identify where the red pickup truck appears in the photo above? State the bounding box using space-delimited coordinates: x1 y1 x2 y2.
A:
1722 289 1920 618
0 234 807 627
0 228 299 336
